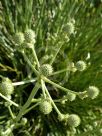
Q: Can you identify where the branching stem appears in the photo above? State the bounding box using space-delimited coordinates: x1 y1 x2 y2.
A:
42 76 78 95
16 82 40 122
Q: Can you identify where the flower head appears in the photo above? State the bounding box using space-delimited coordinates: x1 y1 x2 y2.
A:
86 86 99 99
40 64 53 76
24 29 35 43
67 114 81 127
39 100 52 115
75 60 86 71
0 77 14 97
14 32 24 45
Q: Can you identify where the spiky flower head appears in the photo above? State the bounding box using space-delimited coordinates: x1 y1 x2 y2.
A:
24 29 35 43
86 86 99 99
62 22 75 35
39 100 52 115
75 60 86 71
0 77 14 97
67 92 76 101
40 64 53 76
67 114 81 127
14 32 24 45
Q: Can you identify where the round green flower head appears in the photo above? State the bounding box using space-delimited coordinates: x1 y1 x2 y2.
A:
24 29 35 43
39 100 52 115
14 32 24 45
75 60 86 71
0 77 14 97
40 64 53 76
86 86 99 99
67 92 76 101
63 22 75 35
67 114 81 127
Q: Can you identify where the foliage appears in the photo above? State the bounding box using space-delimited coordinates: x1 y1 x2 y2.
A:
0 0 102 135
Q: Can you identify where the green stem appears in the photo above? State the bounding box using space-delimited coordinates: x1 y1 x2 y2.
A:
3 124 14 135
31 47 40 70
42 76 78 95
0 93 19 107
22 51 39 76
31 98 41 103
12 78 37 86
8 106 15 119
41 79 46 98
51 68 69 76
50 43 63 65
44 83 62 115
23 102 40 115
16 82 40 122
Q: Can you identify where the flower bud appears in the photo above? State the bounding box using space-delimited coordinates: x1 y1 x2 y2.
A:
24 29 35 43
39 100 52 115
14 32 24 45
0 77 14 96
58 113 69 121
21 118 28 125
67 114 81 127
86 86 99 99
67 92 76 101
78 91 88 99
75 60 86 71
40 64 53 76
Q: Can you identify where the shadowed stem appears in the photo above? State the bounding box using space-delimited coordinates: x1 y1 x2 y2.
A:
16 82 40 122
31 47 40 70
23 102 40 115
22 51 39 76
50 43 64 65
8 106 15 119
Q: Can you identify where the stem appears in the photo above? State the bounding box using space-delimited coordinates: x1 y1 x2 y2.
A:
44 83 62 115
31 47 40 70
23 102 40 115
31 98 41 103
22 51 39 76
50 43 63 65
16 82 40 122
41 79 46 98
8 106 15 119
3 124 14 135
12 78 37 86
0 93 19 107
42 76 78 95
51 68 69 76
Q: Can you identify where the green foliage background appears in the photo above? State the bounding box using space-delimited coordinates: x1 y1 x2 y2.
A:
0 0 102 135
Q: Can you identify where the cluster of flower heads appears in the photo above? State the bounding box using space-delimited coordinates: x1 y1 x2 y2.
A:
14 29 36 50
0 22 100 130
0 60 100 129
